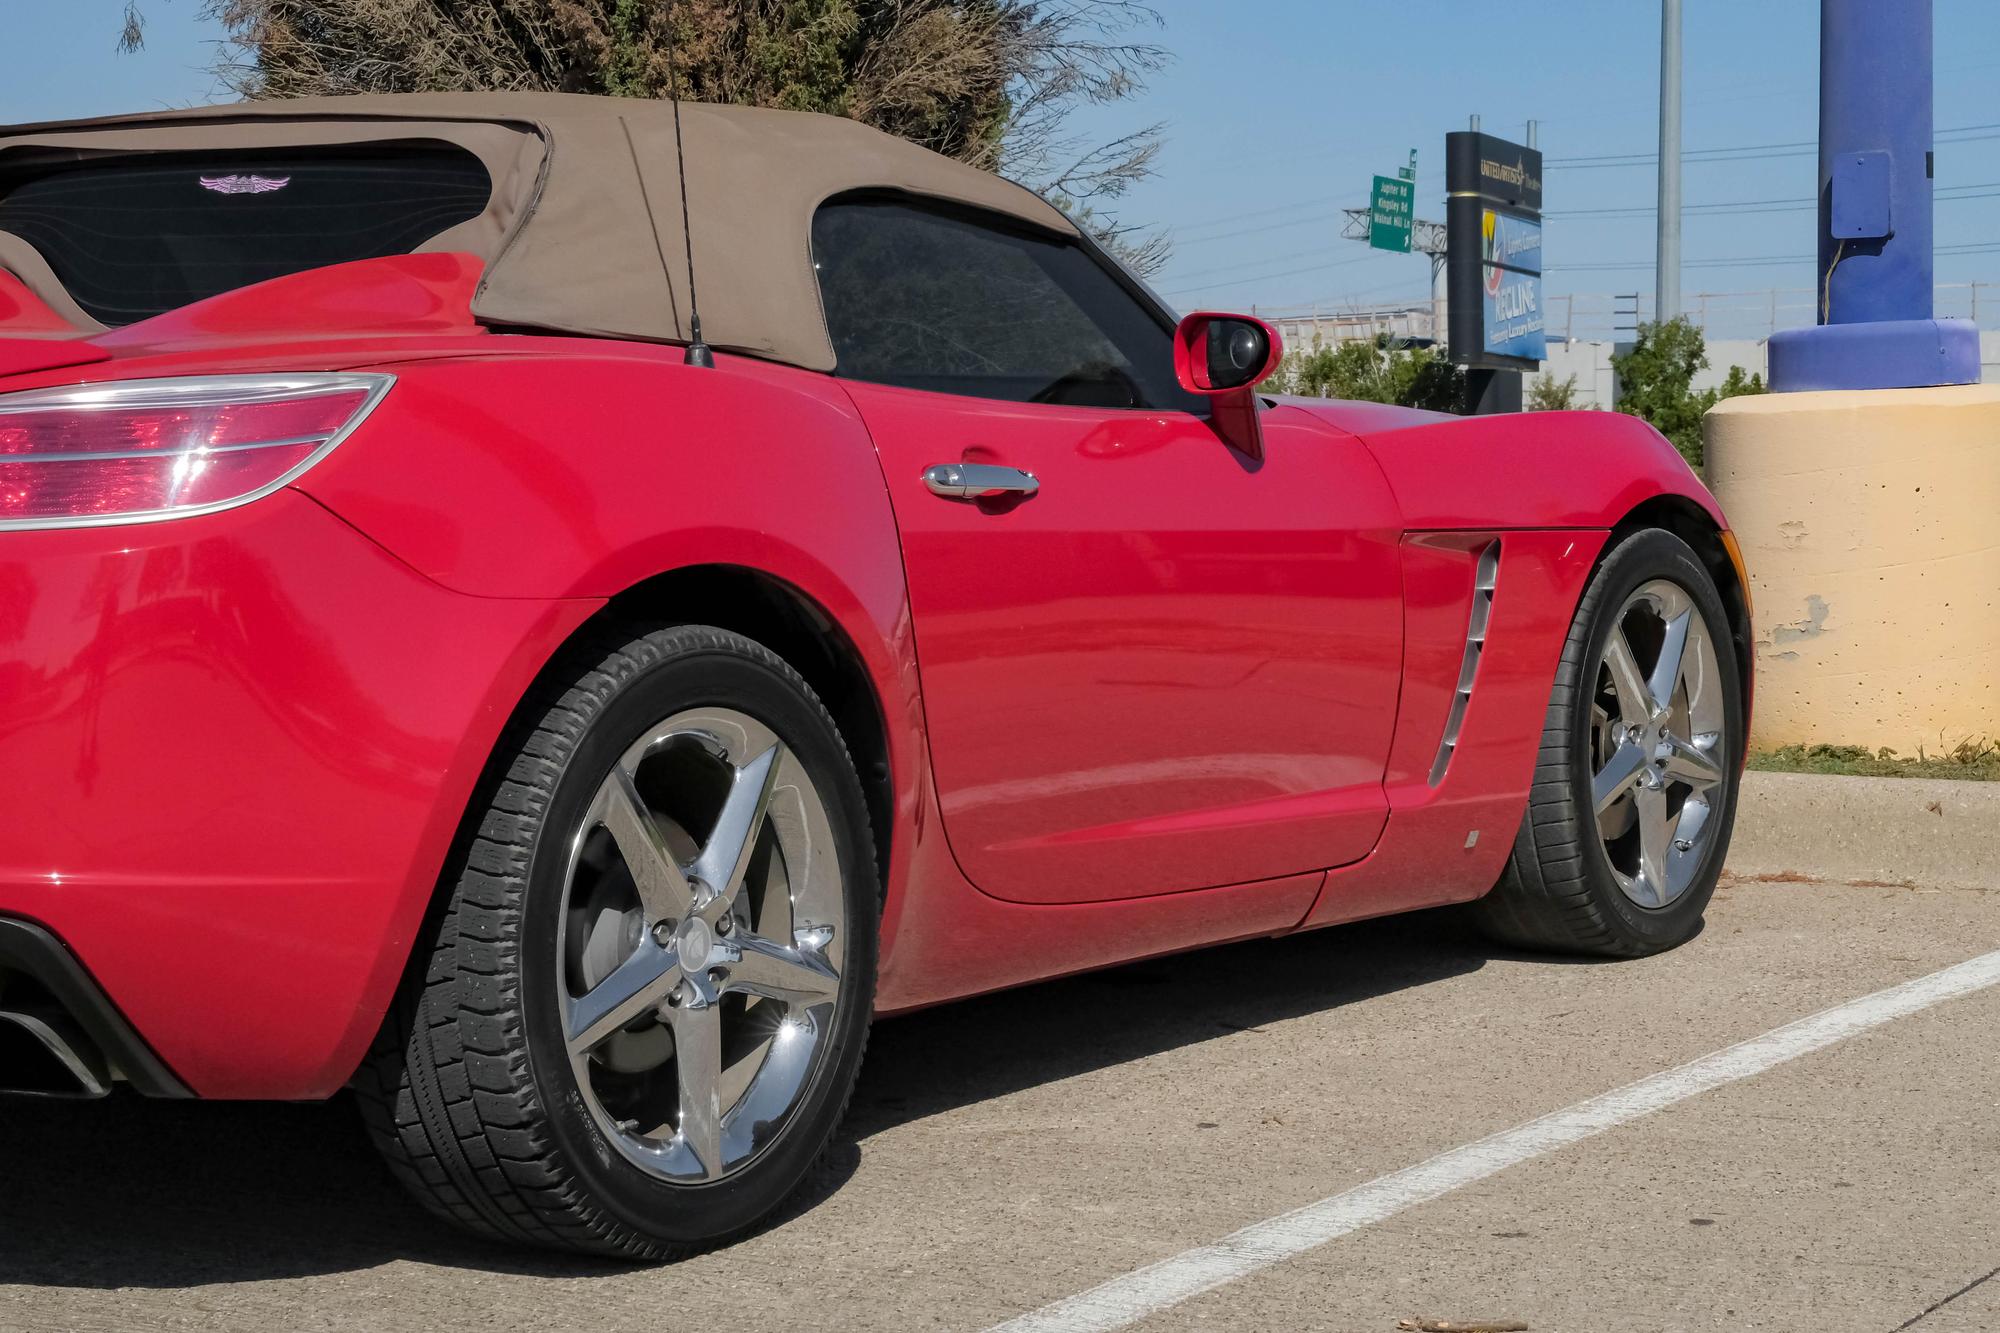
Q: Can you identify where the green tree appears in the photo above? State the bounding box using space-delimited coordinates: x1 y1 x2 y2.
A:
1259 336 1464 413
1526 372 1581 411
1611 316 1764 467
122 0 1172 273
1717 363 1767 400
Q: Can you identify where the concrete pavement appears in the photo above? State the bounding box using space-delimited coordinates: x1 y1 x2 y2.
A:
1728 770 2000 891
1 871 1997 1332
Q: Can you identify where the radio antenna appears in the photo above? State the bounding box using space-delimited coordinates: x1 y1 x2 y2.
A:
664 11 712 369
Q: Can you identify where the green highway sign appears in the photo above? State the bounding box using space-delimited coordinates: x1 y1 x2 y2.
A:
1369 174 1414 253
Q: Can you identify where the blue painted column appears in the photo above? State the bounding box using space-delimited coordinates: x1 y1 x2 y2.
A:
1767 0 1979 390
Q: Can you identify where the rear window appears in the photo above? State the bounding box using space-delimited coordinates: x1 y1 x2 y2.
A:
0 142 492 326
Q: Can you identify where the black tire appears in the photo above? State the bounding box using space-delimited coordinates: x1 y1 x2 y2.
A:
1469 528 1744 958
356 624 878 1258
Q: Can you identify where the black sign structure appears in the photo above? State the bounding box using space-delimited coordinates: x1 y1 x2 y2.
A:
1446 131 1545 379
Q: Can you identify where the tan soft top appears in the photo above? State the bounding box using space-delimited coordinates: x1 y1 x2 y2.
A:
0 92 1076 371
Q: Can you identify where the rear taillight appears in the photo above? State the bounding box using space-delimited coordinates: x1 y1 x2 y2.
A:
0 373 390 529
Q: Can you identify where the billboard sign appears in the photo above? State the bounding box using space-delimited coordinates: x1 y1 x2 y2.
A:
1449 132 1542 211
1481 210 1545 361
1446 130 1545 370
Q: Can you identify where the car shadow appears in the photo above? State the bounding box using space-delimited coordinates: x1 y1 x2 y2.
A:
0 904 1552 1289
850 906 1505 1138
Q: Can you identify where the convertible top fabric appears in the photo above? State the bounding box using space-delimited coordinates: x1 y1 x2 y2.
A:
0 92 1077 371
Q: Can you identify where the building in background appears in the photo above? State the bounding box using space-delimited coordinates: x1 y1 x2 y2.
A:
1252 286 2000 408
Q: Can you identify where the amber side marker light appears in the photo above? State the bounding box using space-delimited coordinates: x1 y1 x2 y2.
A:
1720 528 1754 622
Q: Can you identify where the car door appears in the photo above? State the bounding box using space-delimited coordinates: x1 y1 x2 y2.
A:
813 195 1404 904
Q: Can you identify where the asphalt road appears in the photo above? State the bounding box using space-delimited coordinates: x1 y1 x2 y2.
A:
3 872 1997 1333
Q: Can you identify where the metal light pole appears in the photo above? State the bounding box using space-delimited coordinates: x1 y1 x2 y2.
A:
1766 0 1977 388
1656 0 1682 323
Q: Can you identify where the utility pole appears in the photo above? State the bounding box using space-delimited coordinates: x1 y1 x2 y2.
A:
1656 0 1682 322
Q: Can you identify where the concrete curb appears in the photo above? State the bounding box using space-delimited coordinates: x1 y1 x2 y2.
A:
1725 770 2000 890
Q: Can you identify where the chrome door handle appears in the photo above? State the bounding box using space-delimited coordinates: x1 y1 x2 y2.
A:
922 463 1040 500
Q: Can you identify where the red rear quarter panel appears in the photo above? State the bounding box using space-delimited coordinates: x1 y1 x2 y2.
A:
295 347 903 602
0 335 927 1097
294 343 927 888
294 344 936 1008
291 347 925 851
0 493 593 1097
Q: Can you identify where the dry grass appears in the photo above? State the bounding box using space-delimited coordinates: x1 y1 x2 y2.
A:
1748 739 2000 781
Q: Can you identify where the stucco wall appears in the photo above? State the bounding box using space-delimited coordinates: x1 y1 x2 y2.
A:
1704 385 2000 752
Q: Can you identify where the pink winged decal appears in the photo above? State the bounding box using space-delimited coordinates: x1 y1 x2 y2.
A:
199 174 292 195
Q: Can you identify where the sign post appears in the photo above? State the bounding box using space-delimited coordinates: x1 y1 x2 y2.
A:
1445 130 1544 413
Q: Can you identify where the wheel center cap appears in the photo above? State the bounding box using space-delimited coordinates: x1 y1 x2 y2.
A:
675 916 715 968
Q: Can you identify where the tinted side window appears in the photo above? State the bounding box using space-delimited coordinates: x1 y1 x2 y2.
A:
0 142 492 326
812 197 1197 411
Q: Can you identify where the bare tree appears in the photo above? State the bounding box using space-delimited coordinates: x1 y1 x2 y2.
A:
117 1 150 52
989 3 1168 274
121 1 1170 273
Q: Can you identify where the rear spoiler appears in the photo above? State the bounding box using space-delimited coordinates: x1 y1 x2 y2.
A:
0 268 107 378
0 337 109 380
0 254 485 374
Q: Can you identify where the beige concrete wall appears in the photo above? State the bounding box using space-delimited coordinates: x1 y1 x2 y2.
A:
1704 385 2000 753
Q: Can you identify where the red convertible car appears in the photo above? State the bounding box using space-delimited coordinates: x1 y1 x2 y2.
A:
0 93 1749 1256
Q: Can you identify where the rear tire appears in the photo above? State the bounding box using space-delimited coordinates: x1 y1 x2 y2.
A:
357 624 877 1258
1470 528 1743 957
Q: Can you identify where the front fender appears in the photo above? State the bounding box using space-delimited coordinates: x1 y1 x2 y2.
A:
1317 406 1726 532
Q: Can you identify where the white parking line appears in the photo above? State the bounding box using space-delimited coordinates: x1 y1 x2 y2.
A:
985 947 2000 1333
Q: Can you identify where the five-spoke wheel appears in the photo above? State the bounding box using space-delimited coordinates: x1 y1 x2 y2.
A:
561 709 845 1185
1472 527 1744 957
1587 579 1729 910
360 626 876 1258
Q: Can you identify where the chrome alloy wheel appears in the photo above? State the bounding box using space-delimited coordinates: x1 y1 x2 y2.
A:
557 707 845 1185
1588 578 1729 910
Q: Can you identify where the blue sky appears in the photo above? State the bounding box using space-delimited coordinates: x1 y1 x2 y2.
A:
6 1 1998 340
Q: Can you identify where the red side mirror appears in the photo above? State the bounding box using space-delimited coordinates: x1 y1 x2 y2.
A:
1173 312 1280 458
1173 312 1283 395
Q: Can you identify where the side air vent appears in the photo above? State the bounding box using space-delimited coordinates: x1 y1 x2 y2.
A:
1428 541 1500 786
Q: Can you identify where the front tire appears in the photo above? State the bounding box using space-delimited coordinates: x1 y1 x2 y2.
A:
358 625 878 1258
1471 528 1743 957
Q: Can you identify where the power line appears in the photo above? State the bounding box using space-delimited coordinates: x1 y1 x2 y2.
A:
1169 240 1370 284
1162 126 2000 302
1258 277 1435 315
1173 203 1362 246
1172 194 1352 239
1546 182 2000 220
1547 124 2000 171
1170 173 1444 240
1170 183 2000 293
1162 251 1378 299
1166 191 2000 295
1547 138 1814 166
1546 238 2000 274
1169 123 2000 245
1554 146 1811 170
